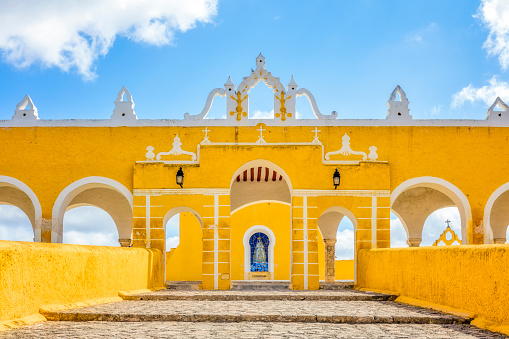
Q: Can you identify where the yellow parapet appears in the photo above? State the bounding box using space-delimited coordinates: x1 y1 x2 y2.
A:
0 241 164 322
357 245 509 326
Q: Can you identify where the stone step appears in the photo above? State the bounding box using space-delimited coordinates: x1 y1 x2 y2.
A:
230 280 290 291
41 300 469 325
121 289 396 301
165 281 201 291
320 281 355 290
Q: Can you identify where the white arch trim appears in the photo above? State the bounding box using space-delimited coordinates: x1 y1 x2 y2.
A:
319 206 358 229
230 159 293 193
390 176 472 245
243 225 276 280
230 200 291 215
0 175 42 241
483 182 509 244
52 176 133 220
163 207 204 230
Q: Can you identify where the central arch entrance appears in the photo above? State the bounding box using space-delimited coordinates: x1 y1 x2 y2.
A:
230 160 292 281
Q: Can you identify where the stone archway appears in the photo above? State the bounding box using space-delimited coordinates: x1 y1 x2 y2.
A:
0 176 42 242
52 176 133 245
317 206 358 283
391 177 472 246
484 182 509 243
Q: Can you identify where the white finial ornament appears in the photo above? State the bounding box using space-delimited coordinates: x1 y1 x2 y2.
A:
224 76 235 93
145 146 155 160
256 53 266 69
112 86 137 121
487 97 509 120
386 85 411 120
13 94 38 120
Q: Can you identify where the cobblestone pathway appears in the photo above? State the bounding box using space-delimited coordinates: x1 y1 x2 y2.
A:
1 290 506 338
1 321 505 338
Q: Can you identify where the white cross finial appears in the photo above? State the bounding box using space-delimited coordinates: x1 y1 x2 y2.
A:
312 127 321 143
202 127 210 144
445 219 451 228
258 125 266 139
256 125 267 144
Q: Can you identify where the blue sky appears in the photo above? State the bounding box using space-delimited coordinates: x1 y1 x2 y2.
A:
1 0 509 120
1 0 509 250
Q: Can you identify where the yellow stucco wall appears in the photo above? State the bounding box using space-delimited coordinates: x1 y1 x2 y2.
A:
335 260 354 281
3 125 509 289
357 246 509 324
0 241 163 321
230 202 291 281
166 212 202 281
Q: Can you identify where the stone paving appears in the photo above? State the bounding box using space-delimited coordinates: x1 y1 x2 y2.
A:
42 300 466 324
123 289 396 301
2 289 507 338
1 322 506 338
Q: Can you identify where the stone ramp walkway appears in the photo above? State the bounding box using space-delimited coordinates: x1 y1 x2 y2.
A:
1 289 507 338
1 322 505 338
41 300 466 324
122 289 396 301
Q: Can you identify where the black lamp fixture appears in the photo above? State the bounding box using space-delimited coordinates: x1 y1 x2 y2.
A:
333 168 340 189
176 167 184 188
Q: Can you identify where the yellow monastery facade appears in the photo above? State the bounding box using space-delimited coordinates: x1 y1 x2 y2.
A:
2 54 509 290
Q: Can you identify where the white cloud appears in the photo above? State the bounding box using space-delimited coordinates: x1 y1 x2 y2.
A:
421 207 461 246
335 228 354 260
476 0 509 70
451 76 509 108
0 205 34 241
390 214 409 248
63 206 119 246
166 236 179 251
251 110 274 119
0 0 218 80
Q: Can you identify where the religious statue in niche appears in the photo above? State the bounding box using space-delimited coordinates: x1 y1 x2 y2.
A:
250 232 269 272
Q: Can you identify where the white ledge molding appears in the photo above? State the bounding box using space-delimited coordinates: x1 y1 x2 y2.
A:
5 118 509 127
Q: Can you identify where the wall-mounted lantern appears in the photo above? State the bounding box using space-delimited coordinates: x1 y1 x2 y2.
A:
333 168 340 189
176 167 184 188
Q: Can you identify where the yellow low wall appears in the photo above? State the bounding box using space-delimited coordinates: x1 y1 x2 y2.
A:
0 241 164 321
335 260 354 281
357 245 509 325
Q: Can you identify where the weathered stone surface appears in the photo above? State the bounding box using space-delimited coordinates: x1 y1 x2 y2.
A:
1 322 506 338
122 289 395 301
42 300 467 324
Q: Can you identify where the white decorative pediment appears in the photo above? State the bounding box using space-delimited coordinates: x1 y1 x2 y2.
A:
487 97 509 120
325 133 379 162
13 94 38 120
144 135 199 164
183 54 337 123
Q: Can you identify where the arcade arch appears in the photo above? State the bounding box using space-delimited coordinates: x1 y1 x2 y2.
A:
391 177 472 246
0 176 42 241
163 207 203 282
230 160 292 281
317 206 357 282
484 182 509 244
230 159 292 214
52 177 133 246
